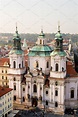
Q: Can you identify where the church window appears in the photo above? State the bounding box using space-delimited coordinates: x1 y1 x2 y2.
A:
57 41 59 46
55 81 58 86
62 67 64 71
2 76 4 79
33 84 37 93
51 66 52 71
43 40 44 45
71 89 74 98
55 90 58 96
46 91 48 95
23 97 25 102
40 87 42 90
40 39 42 44
13 61 16 68
19 64 21 68
55 63 58 71
22 61 23 68
55 102 58 107
6 83 7 85
23 87 25 92
46 61 49 68
28 85 30 89
46 100 48 105
5 70 7 73
36 61 39 68
6 77 7 80
14 77 16 81
14 95 16 101
14 85 16 90
2 70 3 73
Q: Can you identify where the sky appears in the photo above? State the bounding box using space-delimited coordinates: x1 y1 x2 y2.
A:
0 0 78 34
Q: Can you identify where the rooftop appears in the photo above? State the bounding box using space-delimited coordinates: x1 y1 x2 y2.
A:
0 86 13 97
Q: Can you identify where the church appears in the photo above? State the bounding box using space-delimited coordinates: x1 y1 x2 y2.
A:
8 25 78 114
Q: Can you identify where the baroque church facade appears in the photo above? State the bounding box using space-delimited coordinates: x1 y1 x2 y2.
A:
8 26 78 114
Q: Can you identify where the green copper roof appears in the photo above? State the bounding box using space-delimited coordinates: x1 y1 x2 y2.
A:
9 49 24 55
31 45 52 51
29 45 53 57
55 31 63 40
50 50 66 57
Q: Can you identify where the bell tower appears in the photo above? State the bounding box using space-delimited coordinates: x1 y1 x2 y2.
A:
50 24 66 78
49 24 66 114
9 26 26 103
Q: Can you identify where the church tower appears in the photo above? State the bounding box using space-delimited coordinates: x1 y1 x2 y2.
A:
49 25 66 114
8 26 26 103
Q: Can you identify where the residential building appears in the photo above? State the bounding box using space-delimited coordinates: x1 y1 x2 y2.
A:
0 86 13 117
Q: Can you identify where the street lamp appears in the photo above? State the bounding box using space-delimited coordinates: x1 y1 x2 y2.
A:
74 109 77 117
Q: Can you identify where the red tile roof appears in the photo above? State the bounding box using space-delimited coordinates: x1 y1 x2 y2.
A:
0 57 10 66
66 61 78 77
0 86 13 97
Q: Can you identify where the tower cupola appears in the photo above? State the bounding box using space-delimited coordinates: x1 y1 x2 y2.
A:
13 26 21 50
55 25 63 51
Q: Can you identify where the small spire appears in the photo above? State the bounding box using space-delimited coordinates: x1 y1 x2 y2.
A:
16 23 18 34
58 21 60 33
41 26 43 33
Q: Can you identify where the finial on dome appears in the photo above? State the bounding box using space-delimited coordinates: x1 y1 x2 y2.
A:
41 25 43 33
16 22 18 33
58 21 60 33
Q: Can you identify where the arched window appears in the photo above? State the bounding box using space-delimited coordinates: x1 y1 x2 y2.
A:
2 76 4 79
13 61 16 68
46 100 48 105
14 95 16 101
23 97 25 102
56 63 58 71
55 102 58 107
23 87 25 91
14 77 16 81
57 41 59 46
55 81 58 86
55 90 58 96
46 61 49 68
14 85 16 90
36 61 39 68
40 39 42 44
43 40 44 45
19 64 21 68
22 61 23 68
71 89 74 98
33 84 37 93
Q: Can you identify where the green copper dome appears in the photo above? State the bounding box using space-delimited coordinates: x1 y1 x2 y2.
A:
9 49 23 55
50 24 66 57
50 50 66 57
9 26 23 55
29 45 53 57
55 31 63 40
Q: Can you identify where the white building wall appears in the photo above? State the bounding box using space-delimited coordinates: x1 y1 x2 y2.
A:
29 56 51 74
9 54 25 69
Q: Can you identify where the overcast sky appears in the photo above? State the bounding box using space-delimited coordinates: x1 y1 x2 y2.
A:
0 0 78 33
